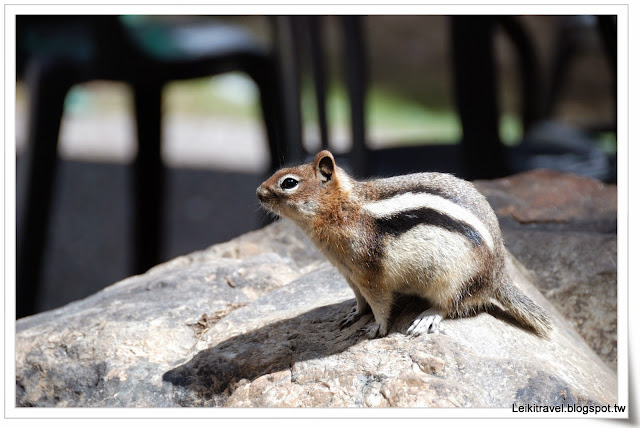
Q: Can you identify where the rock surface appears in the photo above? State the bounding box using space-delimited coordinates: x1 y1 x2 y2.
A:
16 170 618 407
475 170 617 370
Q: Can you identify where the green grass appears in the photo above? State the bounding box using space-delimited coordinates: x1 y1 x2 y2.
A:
596 132 617 154
500 114 524 146
164 74 261 117
59 75 527 147
303 82 524 145
303 82 463 144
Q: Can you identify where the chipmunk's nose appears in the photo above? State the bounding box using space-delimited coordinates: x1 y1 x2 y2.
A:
256 186 270 202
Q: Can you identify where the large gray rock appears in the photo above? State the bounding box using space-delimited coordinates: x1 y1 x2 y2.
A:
16 218 616 407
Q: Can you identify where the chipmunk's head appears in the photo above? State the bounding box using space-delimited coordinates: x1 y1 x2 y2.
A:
257 150 350 224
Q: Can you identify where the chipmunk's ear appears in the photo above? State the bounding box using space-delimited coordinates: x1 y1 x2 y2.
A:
314 150 335 183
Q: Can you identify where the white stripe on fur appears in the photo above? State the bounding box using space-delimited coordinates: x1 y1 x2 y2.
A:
362 192 494 251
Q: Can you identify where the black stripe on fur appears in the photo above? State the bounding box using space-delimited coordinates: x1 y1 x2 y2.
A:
376 186 457 203
375 207 483 247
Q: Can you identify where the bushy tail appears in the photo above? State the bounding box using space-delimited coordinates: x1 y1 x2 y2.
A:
495 282 552 338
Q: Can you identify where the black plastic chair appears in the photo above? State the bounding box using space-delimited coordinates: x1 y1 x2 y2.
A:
294 15 615 181
16 16 286 318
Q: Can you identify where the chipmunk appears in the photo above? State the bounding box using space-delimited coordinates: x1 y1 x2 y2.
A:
256 150 552 339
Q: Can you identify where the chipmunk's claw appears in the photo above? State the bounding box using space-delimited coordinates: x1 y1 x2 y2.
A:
339 307 362 330
358 321 388 339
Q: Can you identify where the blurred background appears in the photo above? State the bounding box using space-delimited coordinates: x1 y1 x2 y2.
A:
15 15 617 317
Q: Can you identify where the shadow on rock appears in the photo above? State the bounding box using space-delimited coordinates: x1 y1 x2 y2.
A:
162 300 369 401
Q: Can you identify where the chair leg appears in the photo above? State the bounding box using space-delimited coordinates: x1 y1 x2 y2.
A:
17 64 70 318
251 55 288 173
307 15 330 152
496 16 542 132
451 16 507 179
132 81 165 275
270 16 306 164
340 16 368 178
597 15 617 128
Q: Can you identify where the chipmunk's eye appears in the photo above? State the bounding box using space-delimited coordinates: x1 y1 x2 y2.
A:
280 177 299 190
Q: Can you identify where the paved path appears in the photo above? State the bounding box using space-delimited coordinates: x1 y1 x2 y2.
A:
16 108 280 313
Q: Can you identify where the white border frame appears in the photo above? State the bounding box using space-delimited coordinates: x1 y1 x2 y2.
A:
3 2 634 423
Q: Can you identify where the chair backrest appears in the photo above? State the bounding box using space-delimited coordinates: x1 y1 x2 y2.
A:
17 16 95 76
16 15 142 78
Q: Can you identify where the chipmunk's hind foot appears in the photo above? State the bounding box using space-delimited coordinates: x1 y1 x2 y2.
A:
406 308 443 336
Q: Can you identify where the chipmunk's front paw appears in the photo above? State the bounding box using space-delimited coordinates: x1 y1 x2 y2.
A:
407 308 443 336
359 321 388 339
339 307 363 330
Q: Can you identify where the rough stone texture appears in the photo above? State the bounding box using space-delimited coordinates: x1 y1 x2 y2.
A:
475 170 617 371
475 169 617 232
16 170 618 407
